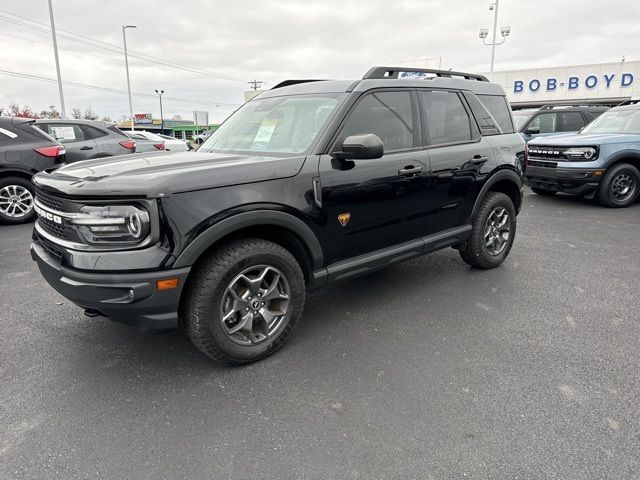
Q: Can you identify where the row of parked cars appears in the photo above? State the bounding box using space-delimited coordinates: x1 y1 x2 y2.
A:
0 117 190 223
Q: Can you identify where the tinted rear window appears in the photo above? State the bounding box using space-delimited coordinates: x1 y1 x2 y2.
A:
478 95 514 133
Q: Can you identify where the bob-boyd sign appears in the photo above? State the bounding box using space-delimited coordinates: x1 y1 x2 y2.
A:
490 61 640 104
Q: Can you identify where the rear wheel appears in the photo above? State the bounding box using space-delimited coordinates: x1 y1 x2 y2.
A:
597 163 639 208
0 177 35 224
182 238 305 366
460 192 516 269
531 187 557 196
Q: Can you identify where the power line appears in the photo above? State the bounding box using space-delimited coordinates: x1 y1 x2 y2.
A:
0 9 247 82
0 69 241 108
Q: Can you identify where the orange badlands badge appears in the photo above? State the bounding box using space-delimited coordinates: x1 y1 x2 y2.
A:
338 213 351 227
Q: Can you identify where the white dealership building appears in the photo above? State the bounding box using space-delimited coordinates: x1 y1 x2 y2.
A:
488 60 640 109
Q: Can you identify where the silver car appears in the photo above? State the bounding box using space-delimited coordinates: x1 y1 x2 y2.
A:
34 119 137 163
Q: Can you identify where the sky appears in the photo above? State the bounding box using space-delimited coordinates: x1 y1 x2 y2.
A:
0 0 637 122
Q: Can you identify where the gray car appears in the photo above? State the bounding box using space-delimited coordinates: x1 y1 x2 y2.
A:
34 119 137 163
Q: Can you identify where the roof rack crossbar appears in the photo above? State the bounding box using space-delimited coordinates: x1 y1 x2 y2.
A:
270 79 328 90
615 99 640 107
362 66 488 82
539 104 607 110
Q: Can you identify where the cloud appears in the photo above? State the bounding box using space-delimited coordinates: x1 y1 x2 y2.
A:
0 0 635 120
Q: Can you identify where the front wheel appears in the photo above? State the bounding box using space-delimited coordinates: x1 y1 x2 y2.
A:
460 192 517 269
182 238 305 366
0 176 36 224
597 163 640 208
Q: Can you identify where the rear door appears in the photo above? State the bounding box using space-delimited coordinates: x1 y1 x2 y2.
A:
317 89 430 265
419 89 495 234
39 123 97 162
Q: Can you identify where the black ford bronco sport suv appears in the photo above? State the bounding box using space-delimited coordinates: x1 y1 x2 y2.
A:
31 67 525 365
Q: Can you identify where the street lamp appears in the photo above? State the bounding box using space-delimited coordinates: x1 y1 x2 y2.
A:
478 0 510 79
122 25 137 131
155 89 165 134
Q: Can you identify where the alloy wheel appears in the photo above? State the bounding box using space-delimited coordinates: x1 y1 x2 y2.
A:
220 265 291 345
611 173 635 202
0 185 34 218
484 207 510 256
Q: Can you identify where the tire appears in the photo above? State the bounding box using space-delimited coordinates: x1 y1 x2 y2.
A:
531 187 557 196
597 163 640 208
460 192 517 269
182 238 305 366
0 176 36 225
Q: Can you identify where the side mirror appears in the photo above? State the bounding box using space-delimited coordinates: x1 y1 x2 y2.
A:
524 126 540 135
333 134 383 160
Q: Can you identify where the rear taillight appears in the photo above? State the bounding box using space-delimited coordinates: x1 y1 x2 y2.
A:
154 143 165 150
34 145 66 157
120 140 136 150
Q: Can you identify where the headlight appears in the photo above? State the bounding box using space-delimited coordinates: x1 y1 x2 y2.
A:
565 147 598 160
69 205 150 245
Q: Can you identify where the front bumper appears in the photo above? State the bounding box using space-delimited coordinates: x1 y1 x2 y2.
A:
524 165 602 196
31 241 191 331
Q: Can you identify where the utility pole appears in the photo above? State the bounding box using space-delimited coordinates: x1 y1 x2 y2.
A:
248 80 264 91
47 0 66 118
122 25 137 131
155 89 164 134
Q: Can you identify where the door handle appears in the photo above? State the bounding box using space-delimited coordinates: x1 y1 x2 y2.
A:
398 165 423 176
80 146 94 150
469 155 488 166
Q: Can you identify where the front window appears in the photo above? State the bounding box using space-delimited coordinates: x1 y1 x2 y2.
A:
581 109 640 134
200 93 345 155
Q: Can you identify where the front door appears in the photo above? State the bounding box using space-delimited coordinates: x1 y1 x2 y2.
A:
317 89 430 265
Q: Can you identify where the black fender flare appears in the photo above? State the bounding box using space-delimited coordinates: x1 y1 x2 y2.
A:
468 168 523 222
603 151 640 167
173 210 324 269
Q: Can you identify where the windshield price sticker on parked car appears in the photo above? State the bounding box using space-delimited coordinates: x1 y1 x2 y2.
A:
253 117 278 145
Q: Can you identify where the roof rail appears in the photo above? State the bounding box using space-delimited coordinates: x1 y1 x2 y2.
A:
270 79 328 90
539 104 607 110
615 99 640 107
362 66 488 82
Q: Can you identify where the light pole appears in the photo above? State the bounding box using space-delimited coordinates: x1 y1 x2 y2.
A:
122 25 137 131
47 0 66 118
155 89 164 134
478 0 510 79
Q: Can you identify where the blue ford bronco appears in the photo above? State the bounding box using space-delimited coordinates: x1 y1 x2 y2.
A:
525 100 640 207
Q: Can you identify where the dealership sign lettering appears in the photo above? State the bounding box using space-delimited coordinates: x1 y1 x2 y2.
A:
514 73 634 93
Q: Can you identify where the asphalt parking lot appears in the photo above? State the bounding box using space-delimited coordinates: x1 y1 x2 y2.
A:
1 189 638 480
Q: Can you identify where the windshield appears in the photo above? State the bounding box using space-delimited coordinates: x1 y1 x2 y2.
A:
581 108 640 134
512 113 532 130
200 93 345 155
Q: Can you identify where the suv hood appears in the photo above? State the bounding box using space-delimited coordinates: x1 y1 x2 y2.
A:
529 133 640 146
33 151 307 197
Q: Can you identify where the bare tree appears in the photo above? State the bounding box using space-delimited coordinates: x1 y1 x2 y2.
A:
71 107 82 119
101 116 113 122
39 105 61 119
8 103 37 118
83 106 98 121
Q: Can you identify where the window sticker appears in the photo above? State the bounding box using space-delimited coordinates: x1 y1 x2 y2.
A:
50 126 76 141
253 117 278 144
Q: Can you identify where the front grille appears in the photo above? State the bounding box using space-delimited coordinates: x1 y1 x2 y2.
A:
528 160 558 168
38 216 66 239
527 146 568 160
35 189 64 210
37 234 64 260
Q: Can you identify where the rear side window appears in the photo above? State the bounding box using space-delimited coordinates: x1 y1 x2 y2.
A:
463 92 501 135
422 91 472 145
557 112 586 132
528 113 556 133
81 125 108 139
478 94 515 133
340 91 416 152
